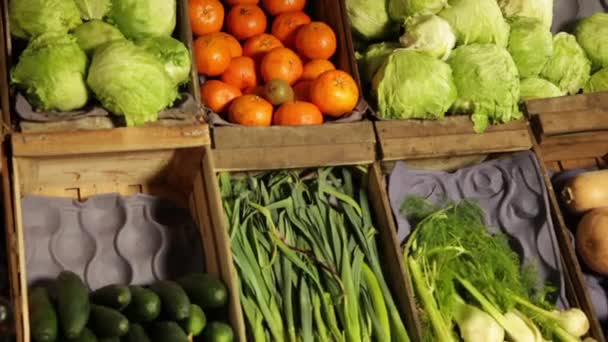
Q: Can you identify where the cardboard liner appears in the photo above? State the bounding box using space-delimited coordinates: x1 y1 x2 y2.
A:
21 193 204 291
388 151 569 307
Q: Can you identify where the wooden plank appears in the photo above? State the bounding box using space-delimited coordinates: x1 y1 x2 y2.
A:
541 140 608 162
368 163 423 342
545 161 562 172
12 124 210 157
380 129 532 161
212 121 375 149
3 140 24 342
538 109 608 136
0 3 11 131
560 158 599 170
526 92 608 114
212 143 376 171
201 147 247 342
375 117 528 139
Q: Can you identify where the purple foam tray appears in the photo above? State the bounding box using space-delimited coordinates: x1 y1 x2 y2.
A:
22 193 204 291
552 166 608 325
388 151 569 307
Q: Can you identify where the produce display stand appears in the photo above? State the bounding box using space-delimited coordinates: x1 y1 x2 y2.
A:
0 0 205 133
210 0 377 166
3 134 242 342
374 126 605 341
529 93 608 341
211 153 424 342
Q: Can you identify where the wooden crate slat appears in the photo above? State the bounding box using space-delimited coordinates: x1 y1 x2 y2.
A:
538 109 608 136
380 129 532 161
375 117 528 139
212 121 376 149
212 143 376 171
11 125 210 157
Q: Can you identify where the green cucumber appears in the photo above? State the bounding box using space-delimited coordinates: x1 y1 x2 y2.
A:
29 287 58 342
87 305 129 338
122 323 150 342
61 327 97 342
179 304 206 336
90 285 131 311
55 271 90 338
201 322 234 342
123 286 161 323
148 281 190 321
177 273 228 309
147 321 188 342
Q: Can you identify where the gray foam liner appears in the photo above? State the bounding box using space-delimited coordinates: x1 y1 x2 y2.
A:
552 166 608 326
388 151 569 308
552 0 608 33
22 194 204 291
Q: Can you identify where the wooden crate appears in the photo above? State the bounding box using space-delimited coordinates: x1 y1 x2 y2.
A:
210 154 423 342
528 95 608 341
1 137 17 340
4 133 241 342
211 0 374 160
0 0 204 133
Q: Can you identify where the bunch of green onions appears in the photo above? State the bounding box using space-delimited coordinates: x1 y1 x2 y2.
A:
219 167 409 342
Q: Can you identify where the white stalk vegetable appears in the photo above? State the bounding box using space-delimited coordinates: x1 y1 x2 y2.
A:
452 295 505 342
512 296 590 337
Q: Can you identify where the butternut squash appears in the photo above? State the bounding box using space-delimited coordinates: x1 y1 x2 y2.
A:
562 170 608 214
576 208 608 275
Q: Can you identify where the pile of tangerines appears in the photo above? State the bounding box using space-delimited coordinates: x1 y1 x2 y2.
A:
190 0 360 126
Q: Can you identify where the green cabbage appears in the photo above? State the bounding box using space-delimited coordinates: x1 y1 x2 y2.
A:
136 36 191 85
541 33 591 95
576 13 608 71
372 50 457 120
87 40 178 126
11 32 88 112
74 0 111 20
400 14 456 60
388 0 447 20
448 44 521 133
507 17 552 78
346 0 395 41
73 20 125 55
9 0 82 39
438 0 510 48
108 0 176 39
584 68 608 94
357 42 401 85
519 78 563 101
497 0 553 29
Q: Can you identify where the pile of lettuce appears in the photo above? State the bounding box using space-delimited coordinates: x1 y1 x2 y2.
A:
9 0 190 126
346 0 606 132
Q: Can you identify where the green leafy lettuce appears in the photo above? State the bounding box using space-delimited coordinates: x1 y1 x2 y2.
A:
507 17 553 78
346 0 396 41
497 0 553 29
73 20 125 56
519 77 563 101
575 13 608 71
136 36 191 85
584 68 608 94
356 42 401 85
9 0 82 39
438 0 510 48
389 0 448 20
541 33 591 95
372 50 457 120
74 0 112 20
448 44 521 133
11 32 88 112
87 40 178 126
108 0 176 39
400 14 456 60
